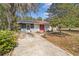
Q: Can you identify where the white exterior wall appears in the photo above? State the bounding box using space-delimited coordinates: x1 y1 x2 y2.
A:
20 24 51 32
33 24 39 32
45 24 49 31
20 24 39 32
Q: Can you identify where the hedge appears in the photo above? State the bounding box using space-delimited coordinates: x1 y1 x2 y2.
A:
0 30 17 55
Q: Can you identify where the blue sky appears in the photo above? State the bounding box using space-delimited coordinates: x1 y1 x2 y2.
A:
27 3 52 19
16 3 52 19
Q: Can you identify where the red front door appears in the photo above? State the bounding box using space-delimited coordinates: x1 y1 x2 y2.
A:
40 24 45 32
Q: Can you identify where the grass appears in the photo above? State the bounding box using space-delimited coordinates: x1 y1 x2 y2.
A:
43 31 79 55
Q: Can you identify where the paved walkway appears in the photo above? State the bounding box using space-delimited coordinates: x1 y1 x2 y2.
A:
11 32 72 56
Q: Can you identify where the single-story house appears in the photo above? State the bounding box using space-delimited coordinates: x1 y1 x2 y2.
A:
17 20 52 32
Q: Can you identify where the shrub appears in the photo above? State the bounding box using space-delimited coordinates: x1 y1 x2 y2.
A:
0 30 17 55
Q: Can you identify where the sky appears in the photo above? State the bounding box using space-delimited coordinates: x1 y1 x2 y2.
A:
16 3 52 19
27 3 52 19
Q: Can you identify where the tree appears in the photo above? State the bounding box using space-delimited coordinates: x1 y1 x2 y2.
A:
37 17 42 21
0 3 40 30
47 3 79 28
22 16 35 20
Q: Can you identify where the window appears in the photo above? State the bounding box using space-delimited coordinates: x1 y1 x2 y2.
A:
30 24 34 28
21 24 26 28
27 24 30 30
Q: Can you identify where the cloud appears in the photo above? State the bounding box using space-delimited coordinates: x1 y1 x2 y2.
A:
44 12 49 16
45 3 52 6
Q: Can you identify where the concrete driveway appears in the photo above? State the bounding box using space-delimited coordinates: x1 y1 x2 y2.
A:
11 32 72 56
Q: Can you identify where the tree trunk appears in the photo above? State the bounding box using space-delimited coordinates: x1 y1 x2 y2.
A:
7 15 11 30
